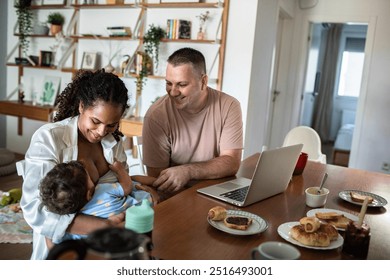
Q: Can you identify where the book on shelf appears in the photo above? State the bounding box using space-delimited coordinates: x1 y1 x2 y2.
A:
106 26 132 37
166 19 192 39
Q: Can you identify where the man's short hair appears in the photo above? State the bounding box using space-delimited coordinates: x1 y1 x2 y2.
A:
167 47 206 76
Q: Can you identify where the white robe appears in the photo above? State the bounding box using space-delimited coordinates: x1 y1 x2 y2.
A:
16 116 128 259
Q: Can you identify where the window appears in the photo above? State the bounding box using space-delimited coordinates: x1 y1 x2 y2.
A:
337 37 366 97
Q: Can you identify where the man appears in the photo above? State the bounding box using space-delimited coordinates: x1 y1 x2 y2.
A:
142 47 243 195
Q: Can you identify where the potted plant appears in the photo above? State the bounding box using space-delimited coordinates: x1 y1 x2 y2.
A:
47 12 65 36
14 0 33 56
143 24 166 72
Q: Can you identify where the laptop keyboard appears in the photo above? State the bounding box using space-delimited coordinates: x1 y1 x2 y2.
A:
220 186 249 202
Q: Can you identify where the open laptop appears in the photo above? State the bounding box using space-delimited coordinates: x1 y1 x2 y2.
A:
197 144 303 207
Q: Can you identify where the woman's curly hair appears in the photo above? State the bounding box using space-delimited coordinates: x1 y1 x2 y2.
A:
54 69 129 141
39 161 89 215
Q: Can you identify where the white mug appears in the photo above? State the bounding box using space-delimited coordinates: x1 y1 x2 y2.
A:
251 241 300 260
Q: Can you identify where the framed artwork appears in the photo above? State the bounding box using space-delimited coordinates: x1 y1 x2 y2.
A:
42 0 65 5
39 51 54 67
81 52 98 70
40 76 61 106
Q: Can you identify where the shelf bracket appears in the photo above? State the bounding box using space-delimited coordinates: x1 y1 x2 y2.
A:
208 46 220 77
6 42 20 63
66 9 80 37
215 10 223 44
133 8 146 39
124 44 142 77
57 41 78 70
6 87 19 101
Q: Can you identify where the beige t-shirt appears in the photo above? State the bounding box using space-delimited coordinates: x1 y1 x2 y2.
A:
142 87 243 168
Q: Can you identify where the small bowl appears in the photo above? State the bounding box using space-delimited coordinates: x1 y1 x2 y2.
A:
305 186 329 208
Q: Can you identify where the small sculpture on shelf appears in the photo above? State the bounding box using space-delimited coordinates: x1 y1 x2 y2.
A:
196 11 210 40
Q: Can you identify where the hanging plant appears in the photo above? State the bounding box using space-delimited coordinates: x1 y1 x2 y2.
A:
134 25 165 93
14 0 33 56
135 51 153 93
143 24 166 71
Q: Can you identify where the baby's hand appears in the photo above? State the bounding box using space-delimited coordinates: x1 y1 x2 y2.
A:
109 160 125 174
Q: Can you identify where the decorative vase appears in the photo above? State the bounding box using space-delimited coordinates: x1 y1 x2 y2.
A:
50 24 62 36
104 62 115 73
197 28 205 40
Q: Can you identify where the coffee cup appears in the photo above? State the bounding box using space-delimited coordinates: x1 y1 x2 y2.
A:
293 152 308 175
305 186 329 208
251 241 300 260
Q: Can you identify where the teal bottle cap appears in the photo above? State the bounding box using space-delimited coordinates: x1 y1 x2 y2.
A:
125 199 154 234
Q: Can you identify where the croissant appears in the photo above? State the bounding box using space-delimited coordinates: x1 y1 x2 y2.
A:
299 217 321 233
291 224 331 247
208 206 227 221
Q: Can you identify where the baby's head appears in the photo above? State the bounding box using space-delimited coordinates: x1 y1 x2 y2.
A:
39 161 94 215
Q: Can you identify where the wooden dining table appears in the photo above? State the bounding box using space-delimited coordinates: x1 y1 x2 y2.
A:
151 153 390 260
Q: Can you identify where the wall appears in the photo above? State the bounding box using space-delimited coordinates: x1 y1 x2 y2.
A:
5 0 259 155
4 0 390 174
286 0 390 173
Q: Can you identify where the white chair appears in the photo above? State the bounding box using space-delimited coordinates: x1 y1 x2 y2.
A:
282 126 327 164
128 136 146 175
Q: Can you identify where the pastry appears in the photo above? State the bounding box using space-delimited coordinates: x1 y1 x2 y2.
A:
315 212 343 220
290 223 338 247
291 224 330 247
350 192 374 203
208 206 227 221
314 212 353 229
224 216 252 230
299 216 321 233
325 215 352 229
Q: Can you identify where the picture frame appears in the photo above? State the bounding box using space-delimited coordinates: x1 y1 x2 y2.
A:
81 52 98 70
42 0 65 5
40 76 61 106
39 51 54 67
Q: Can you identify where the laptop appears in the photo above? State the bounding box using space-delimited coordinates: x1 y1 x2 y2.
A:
197 144 303 207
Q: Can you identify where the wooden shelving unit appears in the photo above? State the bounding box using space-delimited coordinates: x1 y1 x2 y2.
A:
0 101 55 135
0 101 54 121
3 0 229 134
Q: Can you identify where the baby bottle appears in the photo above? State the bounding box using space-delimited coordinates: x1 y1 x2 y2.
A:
125 199 154 240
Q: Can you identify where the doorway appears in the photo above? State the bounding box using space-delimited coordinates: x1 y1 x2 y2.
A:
266 9 295 150
299 22 368 165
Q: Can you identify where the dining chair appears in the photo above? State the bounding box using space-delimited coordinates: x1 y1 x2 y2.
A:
282 126 327 164
129 136 146 175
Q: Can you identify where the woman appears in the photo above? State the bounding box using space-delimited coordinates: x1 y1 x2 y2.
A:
18 69 130 259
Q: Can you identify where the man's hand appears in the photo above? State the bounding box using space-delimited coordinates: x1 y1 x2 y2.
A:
135 184 161 206
153 165 191 193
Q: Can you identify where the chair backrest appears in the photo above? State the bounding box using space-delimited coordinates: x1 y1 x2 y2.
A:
282 126 327 164
131 136 146 175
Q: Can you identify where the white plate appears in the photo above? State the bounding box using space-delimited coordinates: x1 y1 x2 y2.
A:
306 208 358 231
339 190 388 207
208 210 268 236
277 222 344 250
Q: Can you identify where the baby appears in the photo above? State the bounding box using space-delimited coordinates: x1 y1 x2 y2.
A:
39 160 157 246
